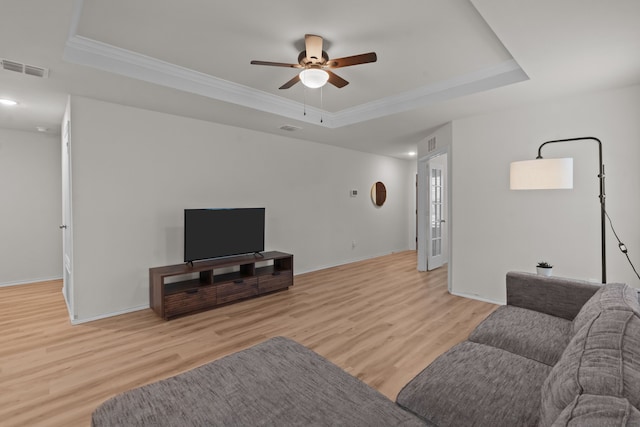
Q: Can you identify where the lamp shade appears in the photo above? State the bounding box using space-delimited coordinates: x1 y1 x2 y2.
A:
299 69 329 88
510 158 573 190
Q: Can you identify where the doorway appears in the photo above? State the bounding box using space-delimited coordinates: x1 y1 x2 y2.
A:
427 155 447 270
417 150 450 284
61 108 74 320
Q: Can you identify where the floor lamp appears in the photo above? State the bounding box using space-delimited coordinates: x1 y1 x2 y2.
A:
510 137 606 283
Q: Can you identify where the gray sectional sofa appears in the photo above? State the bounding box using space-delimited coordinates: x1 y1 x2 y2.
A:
397 272 640 426
92 272 640 426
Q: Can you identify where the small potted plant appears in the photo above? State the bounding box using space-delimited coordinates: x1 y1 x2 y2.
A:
536 261 553 276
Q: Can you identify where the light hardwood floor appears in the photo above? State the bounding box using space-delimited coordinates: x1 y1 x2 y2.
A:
0 251 497 427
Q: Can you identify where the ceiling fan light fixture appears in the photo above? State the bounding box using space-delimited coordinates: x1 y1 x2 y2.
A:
299 68 329 88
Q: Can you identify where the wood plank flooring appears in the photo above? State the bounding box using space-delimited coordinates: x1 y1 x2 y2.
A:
0 251 497 427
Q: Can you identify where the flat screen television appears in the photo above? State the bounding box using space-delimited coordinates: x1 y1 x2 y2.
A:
184 208 265 263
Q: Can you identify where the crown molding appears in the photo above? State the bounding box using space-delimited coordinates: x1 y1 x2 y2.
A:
331 60 528 127
64 35 333 127
64 0 527 129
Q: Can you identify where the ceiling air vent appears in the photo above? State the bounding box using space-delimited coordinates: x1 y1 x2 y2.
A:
1 58 49 78
427 137 437 152
279 125 302 132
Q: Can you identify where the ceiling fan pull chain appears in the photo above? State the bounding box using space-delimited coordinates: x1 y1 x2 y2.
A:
320 86 324 123
303 86 307 116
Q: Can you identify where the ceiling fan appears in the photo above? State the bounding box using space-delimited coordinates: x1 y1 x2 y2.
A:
251 34 377 90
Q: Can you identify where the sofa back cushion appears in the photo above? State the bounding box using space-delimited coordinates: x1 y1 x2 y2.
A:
551 394 640 427
506 272 600 320
572 282 640 335
539 309 640 427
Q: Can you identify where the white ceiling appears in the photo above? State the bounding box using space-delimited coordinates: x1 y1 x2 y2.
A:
1 0 639 158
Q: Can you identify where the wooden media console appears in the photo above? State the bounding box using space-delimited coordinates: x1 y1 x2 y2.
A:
149 251 293 320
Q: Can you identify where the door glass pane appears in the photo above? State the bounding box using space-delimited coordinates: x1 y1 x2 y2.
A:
430 166 443 257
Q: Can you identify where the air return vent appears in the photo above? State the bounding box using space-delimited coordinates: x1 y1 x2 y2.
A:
1 58 49 78
427 137 437 152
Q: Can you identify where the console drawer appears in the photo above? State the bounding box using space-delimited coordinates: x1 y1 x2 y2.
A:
259 271 293 293
164 286 217 318
216 277 258 304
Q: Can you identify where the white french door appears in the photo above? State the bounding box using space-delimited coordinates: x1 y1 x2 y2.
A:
427 163 445 270
61 108 74 319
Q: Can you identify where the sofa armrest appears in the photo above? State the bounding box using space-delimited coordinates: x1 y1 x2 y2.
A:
506 272 600 320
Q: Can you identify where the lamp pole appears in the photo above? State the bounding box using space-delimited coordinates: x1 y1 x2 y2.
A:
536 137 606 283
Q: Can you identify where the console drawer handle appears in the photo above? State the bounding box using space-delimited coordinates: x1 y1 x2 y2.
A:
234 279 244 284
185 289 198 294
272 271 281 276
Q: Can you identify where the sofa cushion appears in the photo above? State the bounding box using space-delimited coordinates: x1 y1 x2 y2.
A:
572 282 640 335
396 341 552 427
92 336 430 427
551 394 640 427
540 310 640 427
469 305 571 366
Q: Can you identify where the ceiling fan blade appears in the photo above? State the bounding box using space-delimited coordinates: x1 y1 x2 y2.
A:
279 74 300 89
326 52 377 68
326 70 349 88
305 34 323 62
251 60 302 68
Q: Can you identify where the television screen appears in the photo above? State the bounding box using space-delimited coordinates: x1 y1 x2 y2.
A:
184 208 265 262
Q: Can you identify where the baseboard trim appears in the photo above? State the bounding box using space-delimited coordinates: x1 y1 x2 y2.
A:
0 276 63 288
71 304 150 325
449 290 504 306
294 249 414 276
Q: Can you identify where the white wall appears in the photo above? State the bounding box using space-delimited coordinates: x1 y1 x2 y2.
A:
0 128 62 286
406 161 418 250
451 85 640 303
69 96 416 321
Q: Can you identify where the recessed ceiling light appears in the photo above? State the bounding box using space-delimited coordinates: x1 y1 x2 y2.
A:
0 98 18 106
279 124 302 132
36 126 49 132
408 151 416 156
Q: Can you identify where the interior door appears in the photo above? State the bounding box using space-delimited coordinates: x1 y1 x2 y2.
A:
427 162 445 270
61 117 74 318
